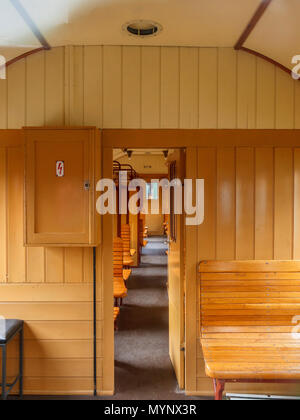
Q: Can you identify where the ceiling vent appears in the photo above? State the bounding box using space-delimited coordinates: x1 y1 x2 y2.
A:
123 20 162 38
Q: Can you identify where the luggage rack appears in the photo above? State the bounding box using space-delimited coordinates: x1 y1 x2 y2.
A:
113 161 138 184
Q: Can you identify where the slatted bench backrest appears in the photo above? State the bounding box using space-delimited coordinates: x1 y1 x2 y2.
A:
198 260 300 337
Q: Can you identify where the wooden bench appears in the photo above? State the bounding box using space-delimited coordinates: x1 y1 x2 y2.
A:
113 238 128 306
199 260 300 400
121 225 134 266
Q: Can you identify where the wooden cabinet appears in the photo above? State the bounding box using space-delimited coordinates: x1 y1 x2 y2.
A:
24 127 101 246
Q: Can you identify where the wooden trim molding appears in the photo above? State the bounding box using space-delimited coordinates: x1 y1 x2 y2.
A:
234 0 273 50
240 47 293 77
6 47 47 68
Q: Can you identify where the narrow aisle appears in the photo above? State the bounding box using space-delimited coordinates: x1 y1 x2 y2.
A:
110 236 198 400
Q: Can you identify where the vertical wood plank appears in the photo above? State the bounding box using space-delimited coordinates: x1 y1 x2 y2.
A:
0 148 6 282
161 47 179 128
216 148 236 259
7 147 25 282
218 48 237 129
26 248 45 283
70 46 84 126
65 248 84 283
7 60 26 128
295 82 300 129
274 148 293 260
199 48 218 129
237 51 256 128
236 148 254 259
45 47 65 125
294 149 300 259
122 46 141 128
185 147 198 394
197 148 216 260
26 50 45 126
83 248 93 283
180 48 199 129
255 148 274 259
256 59 275 128
0 79 7 128
84 46 102 128
276 68 294 129
141 47 160 128
103 46 122 128
45 248 64 283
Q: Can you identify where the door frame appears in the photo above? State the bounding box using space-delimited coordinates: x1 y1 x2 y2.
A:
101 130 198 395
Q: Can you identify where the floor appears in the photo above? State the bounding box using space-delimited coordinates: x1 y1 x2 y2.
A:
106 236 203 400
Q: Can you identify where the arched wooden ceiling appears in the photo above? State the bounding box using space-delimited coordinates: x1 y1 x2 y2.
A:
0 0 298 72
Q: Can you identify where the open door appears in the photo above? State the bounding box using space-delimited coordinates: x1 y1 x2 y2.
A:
167 149 185 389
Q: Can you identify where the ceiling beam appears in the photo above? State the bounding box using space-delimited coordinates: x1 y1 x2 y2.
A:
10 0 51 50
235 0 273 50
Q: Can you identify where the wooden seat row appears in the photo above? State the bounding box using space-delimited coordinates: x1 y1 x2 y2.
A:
199 260 300 400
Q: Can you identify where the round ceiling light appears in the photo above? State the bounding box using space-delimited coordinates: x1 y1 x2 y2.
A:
123 20 162 38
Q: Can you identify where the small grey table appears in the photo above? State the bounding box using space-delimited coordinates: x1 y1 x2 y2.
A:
0 320 24 400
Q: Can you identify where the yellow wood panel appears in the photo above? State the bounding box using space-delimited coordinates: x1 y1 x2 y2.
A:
237 51 256 129
103 46 122 128
45 248 64 283
7 60 25 129
180 48 199 129
218 48 237 129
65 248 84 283
256 59 275 128
26 50 45 126
199 48 218 129
71 46 84 126
24 321 97 340
7 146 25 283
0 302 93 321
22 377 94 395
122 47 141 128
161 47 179 128
295 83 300 129
141 47 160 128
27 247 45 283
236 148 254 260
294 149 300 259
83 248 93 283
216 148 236 259
274 148 293 259
84 46 102 127
45 47 65 125
197 148 216 260
255 148 274 259
0 79 7 128
275 69 295 129
0 283 92 302
0 147 6 283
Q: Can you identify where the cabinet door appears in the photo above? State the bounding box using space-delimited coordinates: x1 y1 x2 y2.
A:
25 128 100 246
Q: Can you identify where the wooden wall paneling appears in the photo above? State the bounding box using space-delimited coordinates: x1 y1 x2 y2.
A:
236 148 254 259
25 50 46 283
295 83 300 129
122 47 141 128
216 148 236 259
185 147 198 393
197 148 216 260
218 48 237 129
255 148 274 259
7 146 25 283
274 148 294 260
198 48 218 129
84 46 103 128
45 248 64 283
101 147 114 395
237 51 256 128
70 46 84 126
0 147 6 282
256 59 275 128
83 248 93 283
7 60 25 129
0 79 7 129
103 46 122 128
275 68 295 129
294 149 300 259
179 48 199 129
161 47 180 128
64 248 84 283
45 47 65 126
141 47 160 128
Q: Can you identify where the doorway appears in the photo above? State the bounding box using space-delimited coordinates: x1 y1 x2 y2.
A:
109 147 186 398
